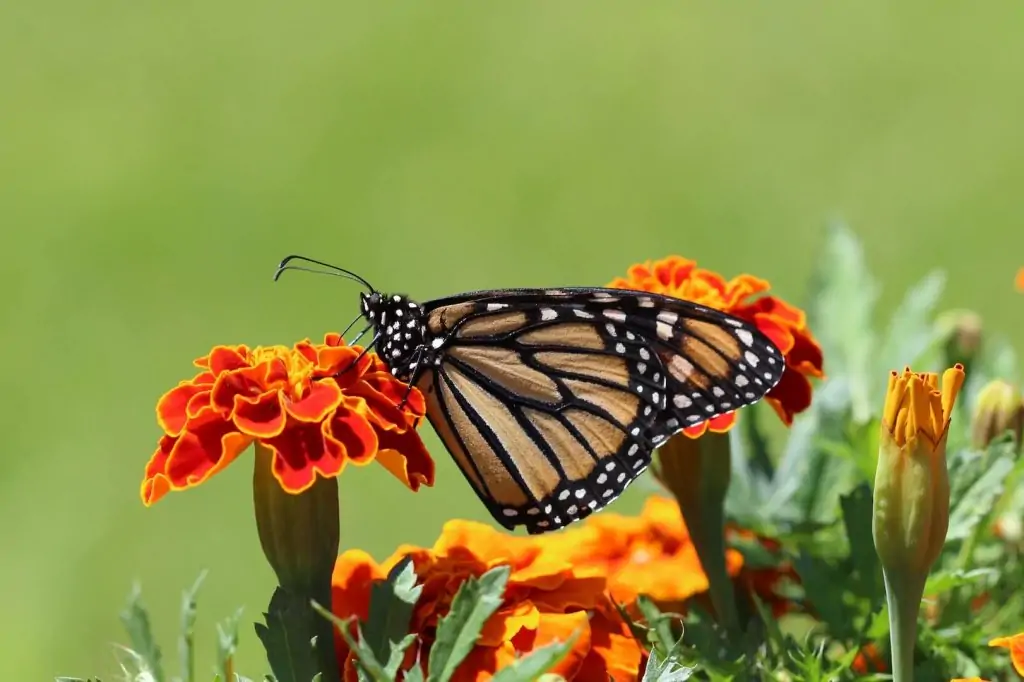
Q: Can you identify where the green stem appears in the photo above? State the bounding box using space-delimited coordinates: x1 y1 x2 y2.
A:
688 510 741 636
883 570 924 682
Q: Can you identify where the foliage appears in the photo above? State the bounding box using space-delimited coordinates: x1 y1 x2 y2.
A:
69 225 1024 681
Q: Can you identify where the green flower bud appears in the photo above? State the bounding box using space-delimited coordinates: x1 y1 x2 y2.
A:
971 379 1024 453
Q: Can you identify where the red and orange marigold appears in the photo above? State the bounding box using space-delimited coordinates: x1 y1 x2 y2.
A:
331 520 644 682
538 496 797 617
608 255 824 436
142 333 433 505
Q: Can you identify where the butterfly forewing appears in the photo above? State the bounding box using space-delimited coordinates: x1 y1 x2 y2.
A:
413 287 782 534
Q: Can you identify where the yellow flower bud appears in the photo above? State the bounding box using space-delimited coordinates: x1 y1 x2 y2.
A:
971 379 1024 453
873 364 965 682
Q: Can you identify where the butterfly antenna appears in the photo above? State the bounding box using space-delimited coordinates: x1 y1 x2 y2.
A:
338 312 363 341
273 255 377 292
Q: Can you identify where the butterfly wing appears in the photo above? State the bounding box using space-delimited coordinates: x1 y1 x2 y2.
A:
415 287 782 534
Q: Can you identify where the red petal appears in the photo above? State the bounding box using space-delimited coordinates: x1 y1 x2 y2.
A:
232 391 287 438
207 346 251 374
159 422 252 493
141 435 176 505
375 425 435 490
156 382 208 436
766 368 814 425
286 380 343 423
264 421 335 493
325 402 379 466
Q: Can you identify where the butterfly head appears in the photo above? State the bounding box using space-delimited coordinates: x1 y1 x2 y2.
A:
360 291 428 382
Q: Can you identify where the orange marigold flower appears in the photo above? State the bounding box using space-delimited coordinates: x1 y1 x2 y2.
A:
1016 267 1024 291
538 496 795 616
331 520 643 682
851 642 887 674
989 631 1024 675
607 255 824 434
142 333 433 505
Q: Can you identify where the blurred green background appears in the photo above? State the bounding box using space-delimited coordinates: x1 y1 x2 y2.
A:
2 1 1023 678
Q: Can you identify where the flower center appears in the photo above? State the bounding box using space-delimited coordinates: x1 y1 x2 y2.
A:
251 346 317 401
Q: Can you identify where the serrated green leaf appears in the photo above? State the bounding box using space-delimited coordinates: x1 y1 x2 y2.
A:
311 605 391 682
805 222 879 424
178 571 207 682
923 568 998 596
642 631 697 682
364 556 422 670
427 565 510 682
878 270 946 376
254 588 320 682
384 634 417 679
490 631 580 682
635 596 680 656
947 452 1015 541
120 583 166 682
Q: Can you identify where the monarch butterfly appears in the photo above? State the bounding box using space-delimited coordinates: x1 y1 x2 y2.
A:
275 256 783 534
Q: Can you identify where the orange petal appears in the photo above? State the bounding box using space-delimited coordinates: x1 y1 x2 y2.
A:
989 633 1024 675
286 379 344 423
375 426 435 491
526 612 592 680
141 436 176 505
1016 267 1024 291
585 611 645 682
766 368 814 426
232 391 287 438
331 549 387 622
478 602 540 646
206 345 251 374
264 420 344 493
325 401 380 466
156 382 209 436
153 423 252 497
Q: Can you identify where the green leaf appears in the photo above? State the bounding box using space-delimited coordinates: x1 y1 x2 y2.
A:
490 631 580 682
427 565 510 682
403 659 426 682
254 588 320 682
635 595 681 656
310 605 391 682
805 222 879 424
840 484 883 601
947 451 1015 541
216 607 245 680
923 568 998 596
877 270 946 378
384 634 418 679
641 640 696 682
363 556 422 671
119 582 166 682
178 571 207 682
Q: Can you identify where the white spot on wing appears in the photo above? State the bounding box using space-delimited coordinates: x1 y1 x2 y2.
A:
736 329 754 347
744 350 760 366
674 394 692 408
487 303 508 311
603 309 627 322
657 321 673 340
540 308 558 321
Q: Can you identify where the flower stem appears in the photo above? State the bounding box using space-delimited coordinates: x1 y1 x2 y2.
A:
883 569 923 682
253 443 341 682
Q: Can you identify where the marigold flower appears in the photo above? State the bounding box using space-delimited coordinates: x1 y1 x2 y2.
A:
607 255 823 434
331 520 643 682
538 496 794 616
142 333 433 505
873 364 965 682
1016 267 1024 291
989 632 1024 675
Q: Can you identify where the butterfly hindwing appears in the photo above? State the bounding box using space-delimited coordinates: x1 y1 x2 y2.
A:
414 288 781 534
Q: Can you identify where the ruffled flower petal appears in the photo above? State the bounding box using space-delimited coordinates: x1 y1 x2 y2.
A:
143 334 432 503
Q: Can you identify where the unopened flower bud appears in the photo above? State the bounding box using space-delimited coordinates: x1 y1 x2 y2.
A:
937 310 983 372
873 364 964 682
971 379 1024 453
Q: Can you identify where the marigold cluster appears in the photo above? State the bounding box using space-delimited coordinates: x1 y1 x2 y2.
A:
142 333 433 505
608 255 824 435
538 496 797 617
332 520 643 681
